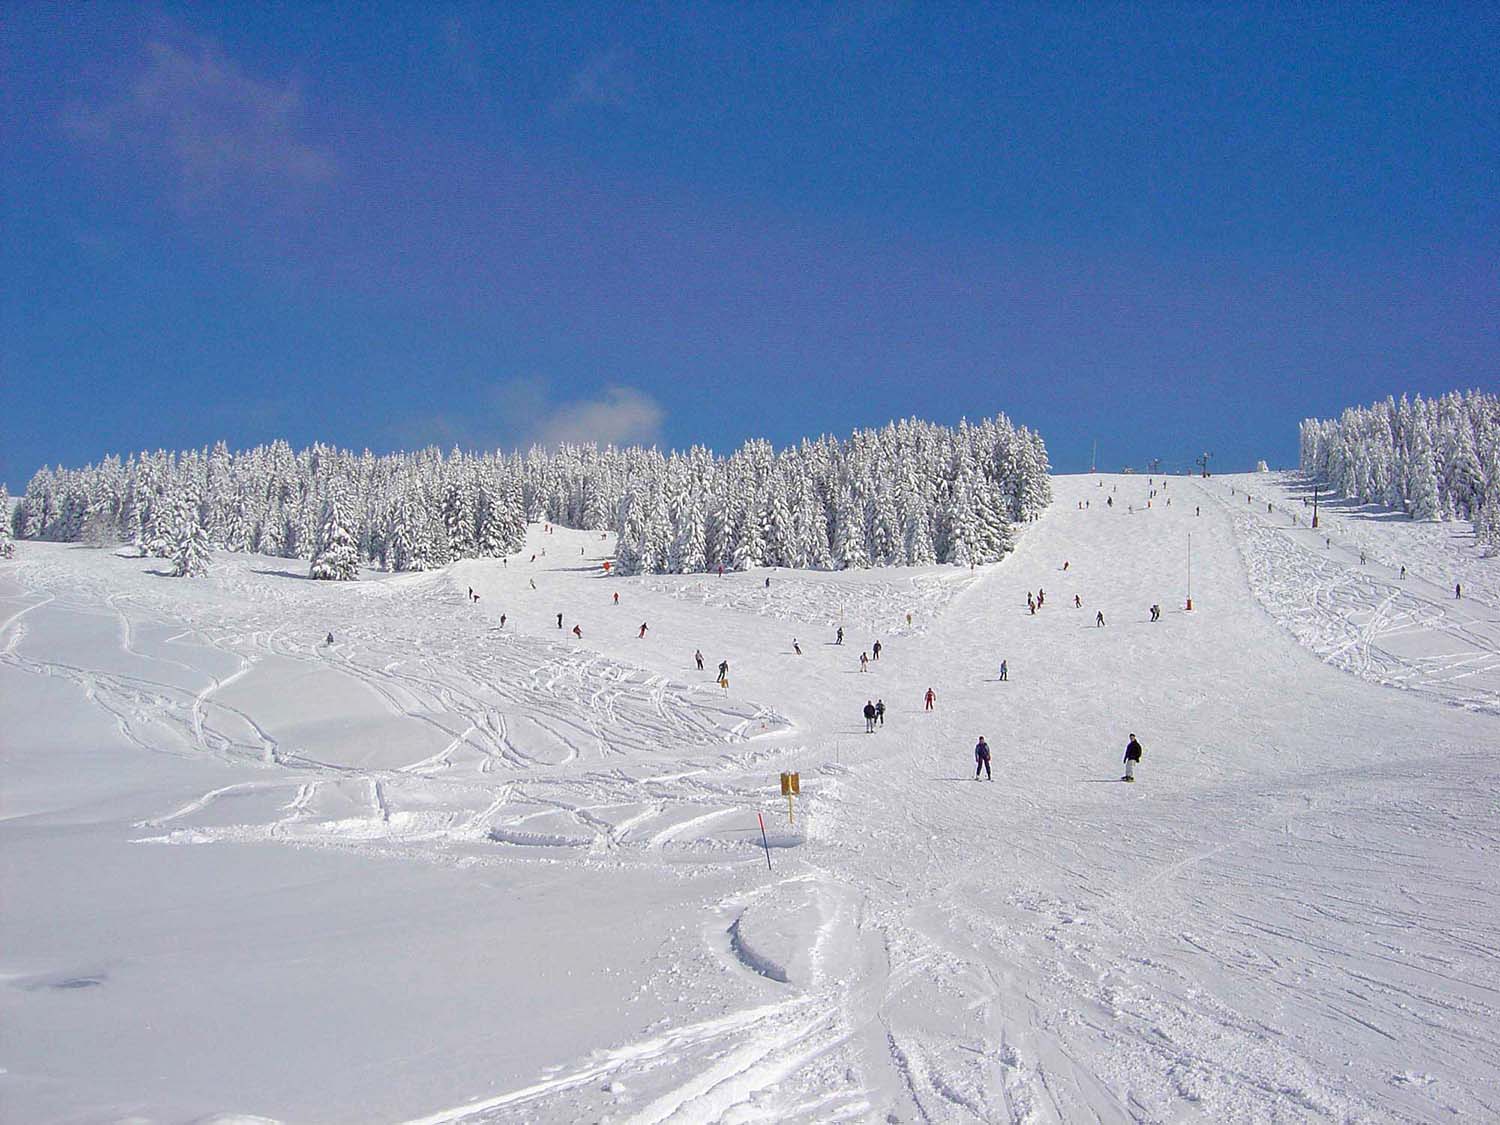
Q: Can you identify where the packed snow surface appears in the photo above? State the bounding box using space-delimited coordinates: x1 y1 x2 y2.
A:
3 473 1497 1123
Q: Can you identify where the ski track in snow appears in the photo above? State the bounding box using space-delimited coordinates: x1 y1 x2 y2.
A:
3 473 1498 1123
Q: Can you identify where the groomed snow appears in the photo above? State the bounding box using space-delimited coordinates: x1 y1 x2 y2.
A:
2 473 1497 1122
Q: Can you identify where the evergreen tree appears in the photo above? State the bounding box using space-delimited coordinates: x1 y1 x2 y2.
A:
309 497 360 580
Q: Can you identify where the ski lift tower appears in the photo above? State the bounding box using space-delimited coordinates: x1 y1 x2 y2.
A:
1196 451 1212 478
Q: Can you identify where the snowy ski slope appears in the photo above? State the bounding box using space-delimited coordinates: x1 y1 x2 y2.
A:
2 472 1497 1123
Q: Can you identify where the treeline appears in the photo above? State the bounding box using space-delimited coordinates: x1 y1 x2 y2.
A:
9 414 1051 576
1299 390 1500 547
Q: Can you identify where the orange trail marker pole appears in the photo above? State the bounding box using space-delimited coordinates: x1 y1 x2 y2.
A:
757 812 773 871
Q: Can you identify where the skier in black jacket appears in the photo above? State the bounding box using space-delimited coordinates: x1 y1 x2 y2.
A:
863 700 878 733
974 736 992 780
1123 735 1143 782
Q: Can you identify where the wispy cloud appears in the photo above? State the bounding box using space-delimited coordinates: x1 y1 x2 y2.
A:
406 380 665 452
554 46 636 113
64 35 335 200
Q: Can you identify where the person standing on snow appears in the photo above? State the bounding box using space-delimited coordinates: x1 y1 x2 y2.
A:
613 591 619 604
999 660 1008 681
1074 594 1082 608
863 700 877 733
872 640 882 661
718 659 729 682
974 736 993 781
638 622 649 638
1456 583 1462 599
695 649 704 671
556 612 564 629
793 638 802 655
1096 610 1106 627
924 687 936 711
860 652 869 672
875 699 886 726
1123 734 1143 782
836 625 844 646
572 624 582 639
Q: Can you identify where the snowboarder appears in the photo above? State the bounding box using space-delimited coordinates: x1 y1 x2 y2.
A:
695 649 705 670
793 638 802 655
836 626 844 645
638 622 649 638
924 687 936 711
863 700 877 733
876 699 886 725
974 736 992 781
572 624 582 639
556 612 564 629
1096 611 1106 627
860 652 869 672
999 660 1008 681
872 640 882 661
1123 734 1143 782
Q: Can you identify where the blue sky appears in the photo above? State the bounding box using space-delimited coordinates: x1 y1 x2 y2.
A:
2 3 1495 489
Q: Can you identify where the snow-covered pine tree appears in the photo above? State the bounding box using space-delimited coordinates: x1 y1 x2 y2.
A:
0 486 14 558
169 495 211 577
309 496 360 580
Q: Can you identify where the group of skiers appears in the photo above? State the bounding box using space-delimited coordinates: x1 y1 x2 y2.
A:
970 732 1143 782
862 699 886 732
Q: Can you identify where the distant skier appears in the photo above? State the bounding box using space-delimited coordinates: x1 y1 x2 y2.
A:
863 700 877 733
638 622 649 638
860 652 869 672
793 638 802 655
1096 610 1106 627
1063 561 1069 571
876 699 886 725
529 578 537 590
924 687 936 711
695 649 705 671
1149 604 1160 622
468 586 474 600
1027 593 1036 615
974 736 992 781
1456 583 1462 599
765 576 771 589
999 660 1008 681
572 624 582 639
1037 589 1045 607
1107 496 1113 508
836 625 844 645
906 612 913 626
325 632 334 646
1195 506 1200 516
1123 734 1143 782
1360 551 1366 565
557 612 564 629
718 659 729 682
1074 594 1082 608
613 591 620 605
499 614 507 627
1400 565 1406 580
872 640 882 661
472 591 480 603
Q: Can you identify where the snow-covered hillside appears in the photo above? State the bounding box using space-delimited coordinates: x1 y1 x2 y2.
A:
3 473 1497 1123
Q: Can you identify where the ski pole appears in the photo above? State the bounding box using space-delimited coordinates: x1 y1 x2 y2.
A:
757 811 773 871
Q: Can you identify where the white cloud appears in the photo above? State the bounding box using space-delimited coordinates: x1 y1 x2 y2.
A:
532 385 664 448
407 381 665 453
64 36 334 199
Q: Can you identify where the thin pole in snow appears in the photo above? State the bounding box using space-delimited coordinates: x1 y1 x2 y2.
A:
757 811 773 871
1186 532 1193 611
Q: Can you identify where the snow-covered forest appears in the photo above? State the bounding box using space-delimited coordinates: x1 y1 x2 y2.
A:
10 414 1051 576
1299 390 1500 548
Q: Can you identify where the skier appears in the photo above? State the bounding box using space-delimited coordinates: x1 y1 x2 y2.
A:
718 659 729 682
1096 610 1106 627
529 578 537 590
863 700 877 733
906 612 913 626
999 659 1008 681
765 576 771 589
1123 734 1143 782
1149 604 1160 622
1027 593 1036 615
1107 496 1113 508
1195 506 1200 516
836 626 844 646
793 638 802 655
695 649 704 671
468 586 473 600
1456 583 1462 599
1063 561 1069 571
325 632 334 646
638 622 649 639
860 652 869 672
499 614 507 628
1038 589 1045 607
872 640 882 661
924 687 936 711
556 612 564 629
613 591 619 605
1360 551 1366 565
876 699 886 725
1074 594 1082 608
1400 565 1407 580
572 624 582 639
974 736 992 781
